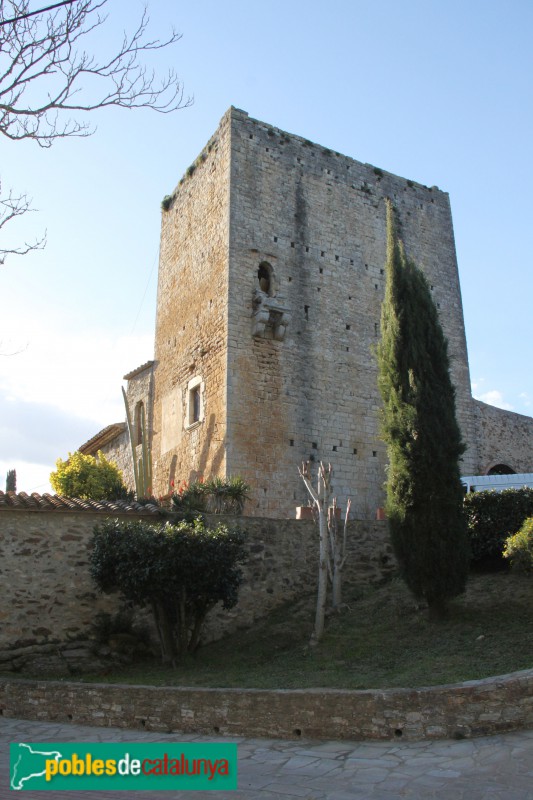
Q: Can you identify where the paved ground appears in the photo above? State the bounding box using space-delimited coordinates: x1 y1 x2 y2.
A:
2 717 533 799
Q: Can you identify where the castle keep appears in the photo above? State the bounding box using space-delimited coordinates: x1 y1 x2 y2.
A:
83 107 533 517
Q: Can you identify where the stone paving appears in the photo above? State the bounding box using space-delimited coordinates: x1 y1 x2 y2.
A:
2 717 533 799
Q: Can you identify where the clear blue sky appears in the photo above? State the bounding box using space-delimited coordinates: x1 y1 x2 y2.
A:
1 0 532 492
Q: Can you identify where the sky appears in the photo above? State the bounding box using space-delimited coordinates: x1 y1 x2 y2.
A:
1 0 532 494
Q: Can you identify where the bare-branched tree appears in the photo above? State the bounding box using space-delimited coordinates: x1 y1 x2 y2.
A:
0 0 191 262
0 180 45 263
299 461 351 644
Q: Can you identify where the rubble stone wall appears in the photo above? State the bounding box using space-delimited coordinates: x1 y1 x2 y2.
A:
0 509 394 673
2 668 532 742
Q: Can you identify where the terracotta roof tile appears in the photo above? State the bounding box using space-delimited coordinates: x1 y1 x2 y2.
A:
0 491 160 515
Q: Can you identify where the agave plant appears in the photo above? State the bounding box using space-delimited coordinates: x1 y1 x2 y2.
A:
225 476 250 515
205 476 227 514
172 476 250 515
171 480 207 513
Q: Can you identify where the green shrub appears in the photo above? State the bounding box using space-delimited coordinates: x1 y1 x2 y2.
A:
464 488 533 565
503 517 533 574
161 194 173 211
50 450 127 501
90 517 247 662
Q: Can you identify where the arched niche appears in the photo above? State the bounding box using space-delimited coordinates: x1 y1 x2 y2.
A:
257 261 276 297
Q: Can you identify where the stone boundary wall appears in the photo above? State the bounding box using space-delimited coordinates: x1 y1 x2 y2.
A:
2 668 532 742
0 508 394 671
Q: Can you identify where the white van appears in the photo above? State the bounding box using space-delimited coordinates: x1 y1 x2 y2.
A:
461 473 533 493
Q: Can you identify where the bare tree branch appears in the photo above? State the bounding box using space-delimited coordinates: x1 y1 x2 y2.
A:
0 1 191 145
0 180 46 263
0 1 190 262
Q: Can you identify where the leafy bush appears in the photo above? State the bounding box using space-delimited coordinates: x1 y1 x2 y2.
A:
503 517 533 574
464 488 533 565
90 517 247 663
50 450 127 501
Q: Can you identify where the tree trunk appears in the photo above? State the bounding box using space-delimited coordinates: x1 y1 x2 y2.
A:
188 605 212 653
330 499 349 608
312 506 328 642
331 561 342 608
177 586 189 654
151 601 178 666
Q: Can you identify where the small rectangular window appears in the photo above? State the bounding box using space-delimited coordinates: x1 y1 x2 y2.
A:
186 376 204 429
191 386 201 424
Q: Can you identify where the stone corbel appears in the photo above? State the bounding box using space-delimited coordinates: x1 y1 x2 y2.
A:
252 289 291 341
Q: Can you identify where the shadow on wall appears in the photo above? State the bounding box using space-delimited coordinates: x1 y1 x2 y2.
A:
181 413 226 486
169 455 178 488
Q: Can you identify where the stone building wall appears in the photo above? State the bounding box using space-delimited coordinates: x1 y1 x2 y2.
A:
97 431 132 489
225 109 476 517
88 364 155 493
101 106 533 515
0 508 393 670
151 113 232 496
472 400 533 474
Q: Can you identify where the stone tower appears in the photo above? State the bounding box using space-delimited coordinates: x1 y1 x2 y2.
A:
151 107 484 517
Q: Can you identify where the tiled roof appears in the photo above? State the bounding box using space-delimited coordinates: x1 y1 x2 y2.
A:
79 422 126 454
123 360 154 381
0 491 160 515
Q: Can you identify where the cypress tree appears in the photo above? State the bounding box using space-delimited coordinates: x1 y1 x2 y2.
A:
6 469 16 493
377 200 469 618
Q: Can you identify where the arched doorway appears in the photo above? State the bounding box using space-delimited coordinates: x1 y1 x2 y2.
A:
486 463 516 476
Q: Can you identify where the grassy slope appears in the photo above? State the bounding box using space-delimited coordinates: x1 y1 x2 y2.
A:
80 572 533 689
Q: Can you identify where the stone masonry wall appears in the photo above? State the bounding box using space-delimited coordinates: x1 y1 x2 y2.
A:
0 510 120 670
131 106 533 519
98 431 132 491
472 399 533 474
225 109 476 518
96 365 155 493
203 514 395 642
96 107 533 519
125 364 155 492
151 111 232 497
3 668 533 742
0 509 393 671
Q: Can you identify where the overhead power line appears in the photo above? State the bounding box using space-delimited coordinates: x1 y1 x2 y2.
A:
1 0 76 27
